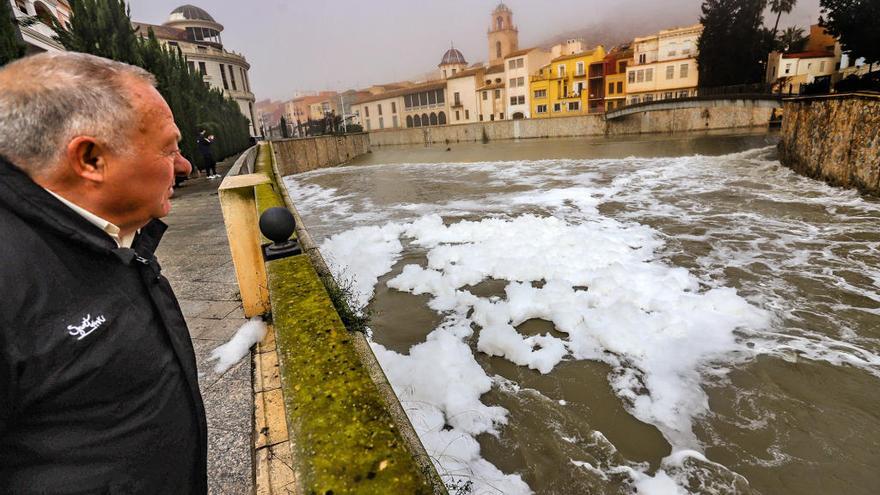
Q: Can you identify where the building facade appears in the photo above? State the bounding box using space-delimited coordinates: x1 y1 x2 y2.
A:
8 0 70 54
504 47 551 119
447 68 484 124
529 46 606 119
355 82 448 131
477 65 506 121
604 46 632 111
626 24 702 105
134 5 258 136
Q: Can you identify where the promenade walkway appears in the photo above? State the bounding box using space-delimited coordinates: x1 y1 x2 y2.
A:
155 160 253 495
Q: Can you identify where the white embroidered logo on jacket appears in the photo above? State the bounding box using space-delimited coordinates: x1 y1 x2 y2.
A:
67 314 107 341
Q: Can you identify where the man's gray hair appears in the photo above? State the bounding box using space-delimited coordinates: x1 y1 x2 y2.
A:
0 51 157 176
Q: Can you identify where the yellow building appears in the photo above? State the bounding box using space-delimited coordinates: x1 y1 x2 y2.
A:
625 24 702 104
529 46 606 118
604 46 633 111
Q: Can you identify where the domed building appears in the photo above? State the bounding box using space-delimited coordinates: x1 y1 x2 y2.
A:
133 5 258 136
439 45 468 79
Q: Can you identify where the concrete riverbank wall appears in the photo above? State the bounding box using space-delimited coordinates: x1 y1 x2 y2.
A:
779 93 880 195
271 133 370 175
367 99 778 147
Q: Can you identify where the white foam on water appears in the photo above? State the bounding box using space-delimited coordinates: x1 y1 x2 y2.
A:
286 146 880 494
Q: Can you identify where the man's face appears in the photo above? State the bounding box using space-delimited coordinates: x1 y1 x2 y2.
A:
102 78 191 229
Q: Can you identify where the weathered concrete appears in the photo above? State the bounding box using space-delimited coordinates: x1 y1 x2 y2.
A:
156 160 254 495
366 99 779 147
779 93 880 195
271 133 371 176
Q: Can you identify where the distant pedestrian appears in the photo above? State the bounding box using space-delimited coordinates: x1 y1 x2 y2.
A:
197 131 218 179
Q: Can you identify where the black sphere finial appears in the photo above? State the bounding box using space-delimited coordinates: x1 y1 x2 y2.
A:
259 207 296 244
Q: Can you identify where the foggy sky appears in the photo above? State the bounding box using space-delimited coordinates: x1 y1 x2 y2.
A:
128 0 823 102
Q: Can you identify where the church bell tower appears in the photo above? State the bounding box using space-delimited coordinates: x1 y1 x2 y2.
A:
488 2 519 66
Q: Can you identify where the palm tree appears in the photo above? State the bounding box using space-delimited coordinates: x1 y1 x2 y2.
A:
769 0 798 39
779 26 807 52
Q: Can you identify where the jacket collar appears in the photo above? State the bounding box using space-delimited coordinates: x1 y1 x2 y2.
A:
0 156 166 257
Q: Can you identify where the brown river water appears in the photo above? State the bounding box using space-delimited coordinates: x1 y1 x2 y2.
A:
283 130 880 495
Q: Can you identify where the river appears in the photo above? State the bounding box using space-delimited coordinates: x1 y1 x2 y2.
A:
283 130 880 495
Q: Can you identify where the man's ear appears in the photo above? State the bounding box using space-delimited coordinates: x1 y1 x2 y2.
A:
64 136 108 183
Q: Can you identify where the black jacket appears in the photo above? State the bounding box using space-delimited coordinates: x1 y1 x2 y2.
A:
0 157 207 494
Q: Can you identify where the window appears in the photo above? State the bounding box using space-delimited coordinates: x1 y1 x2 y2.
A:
438 112 447 125
422 113 429 125
392 115 398 128
784 63 792 75
497 16 503 30
187 61 195 73
392 102 397 113
379 117 384 129
454 92 461 105
537 104 547 113
568 101 580 111
517 76 524 86
558 65 566 77
483 91 488 100
645 68 653 82
509 78 516 87
429 113 438 126
631 96 640 104
404 95 412 108
617 82 623 93
618 61 627 72
510 96 518 106
639 54 646 64
378 104 383 116
413 115 421 127
229 66 237 91
645 94 654 102
534 89 547 99
456 110 461 120
219 64 229 89
509 60 517 70
198 61 207 74
636 70 644 83
437 90 445 104
494 89 501 99
465 110 469 119
14 0 27 14
553 103 561 112
451 68 457 75
519 96 525 104
499 113 504 119
490 114 495 121
576 61 585 75
666 66 674 80
608 82 614 94
496 41 502 59
678 90 689 98
241 68 249 92
628 71 636 83
664 92 673 99
680 64 689 78
480 115 484 121
365 106 369 117
428 91 436 105
420 92 427 106
667 50 677 57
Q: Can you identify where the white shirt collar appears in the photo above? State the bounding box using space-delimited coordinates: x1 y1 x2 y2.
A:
44 189 136 249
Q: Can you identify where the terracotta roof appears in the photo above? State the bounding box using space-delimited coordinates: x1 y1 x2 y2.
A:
782 51 835 59
485 63 505 74
552 49 598 63
448 67 485 80
504 47 541 59
356 81 447 104
132 22 189 42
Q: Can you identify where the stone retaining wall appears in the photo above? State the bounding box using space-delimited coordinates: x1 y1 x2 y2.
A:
271 133 370 175
367 99 778 147
779 93 880 195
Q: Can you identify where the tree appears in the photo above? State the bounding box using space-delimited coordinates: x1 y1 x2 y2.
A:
778 26 807 52
52 0 140 65
0 0 25 66
769 0 797 40
280 116 290 138
698 0 775 87
819 0 880 68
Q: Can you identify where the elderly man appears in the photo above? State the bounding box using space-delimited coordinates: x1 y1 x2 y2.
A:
0 52 206 493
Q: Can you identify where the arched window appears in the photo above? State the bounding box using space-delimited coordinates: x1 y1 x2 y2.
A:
496 41 502 59
430 113 438 126
14 0 27 15
413 115 421 127
438 112 447 125
496 16 503 30
513 112 525 120
422 113 429 126
406 115 413 128
33 2 54 25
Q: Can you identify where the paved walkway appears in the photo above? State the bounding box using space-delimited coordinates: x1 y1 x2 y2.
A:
156 161 253 495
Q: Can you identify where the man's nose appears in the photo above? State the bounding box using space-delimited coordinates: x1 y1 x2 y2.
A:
175 154 192 176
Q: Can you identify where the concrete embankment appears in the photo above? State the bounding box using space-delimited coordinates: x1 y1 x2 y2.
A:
367 98 778 147
779 93 880 195
271 133 370 175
